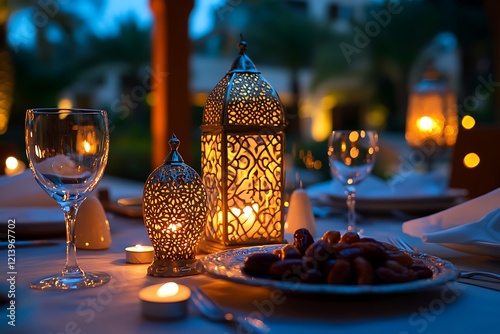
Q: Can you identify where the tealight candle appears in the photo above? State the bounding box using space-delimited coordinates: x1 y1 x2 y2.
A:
139 282 191 320
125 244 154 264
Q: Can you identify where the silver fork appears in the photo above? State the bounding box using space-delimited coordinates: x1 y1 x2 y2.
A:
388 236 500 282
190 287 270 334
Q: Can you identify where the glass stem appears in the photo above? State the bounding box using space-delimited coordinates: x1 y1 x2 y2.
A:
62 202 84 278
345 185 357 232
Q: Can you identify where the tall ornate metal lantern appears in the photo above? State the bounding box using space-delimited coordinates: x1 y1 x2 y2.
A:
199 39 286 252
143 135 207 276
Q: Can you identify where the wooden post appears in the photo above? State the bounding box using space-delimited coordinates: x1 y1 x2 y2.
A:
150 0 194 168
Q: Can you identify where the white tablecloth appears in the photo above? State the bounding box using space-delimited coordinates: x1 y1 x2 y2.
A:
1 179 499 334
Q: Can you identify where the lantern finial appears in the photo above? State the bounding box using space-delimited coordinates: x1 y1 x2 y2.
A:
238 34 247 54
228 37 259 74
164 133 184 164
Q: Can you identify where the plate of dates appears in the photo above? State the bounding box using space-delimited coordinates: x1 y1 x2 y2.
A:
201 229 459 295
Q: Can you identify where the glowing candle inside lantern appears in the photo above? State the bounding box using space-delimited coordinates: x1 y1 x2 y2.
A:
219 203 261 241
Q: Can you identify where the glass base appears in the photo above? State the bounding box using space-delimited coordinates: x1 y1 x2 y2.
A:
30 272 111 290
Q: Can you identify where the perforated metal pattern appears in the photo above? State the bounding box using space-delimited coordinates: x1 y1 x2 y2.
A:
203 75 230 126
201 133 284 246
202 72 285 126
143 164 207 261
200 133 223 242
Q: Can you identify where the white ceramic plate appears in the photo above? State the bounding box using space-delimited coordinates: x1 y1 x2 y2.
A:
0 207 65 239
438 242 500 259
327 189 467 213
201 245 459 295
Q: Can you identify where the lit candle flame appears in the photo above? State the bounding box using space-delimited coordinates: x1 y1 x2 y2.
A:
83 140 91 153
416 116 435 132
5 157 19 170
157 282 179 297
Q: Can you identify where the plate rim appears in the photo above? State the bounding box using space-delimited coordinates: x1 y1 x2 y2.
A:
438 241 500 258
201 244 460 295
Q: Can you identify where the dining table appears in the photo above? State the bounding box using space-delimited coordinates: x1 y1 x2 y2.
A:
1 175 499 334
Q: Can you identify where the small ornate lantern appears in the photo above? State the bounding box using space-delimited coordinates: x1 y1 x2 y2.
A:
143 134 207 276
199 38 286 252
405 64 458 169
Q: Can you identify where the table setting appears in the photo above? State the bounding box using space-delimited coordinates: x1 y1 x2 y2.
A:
2 110 500 334
2 42 500 334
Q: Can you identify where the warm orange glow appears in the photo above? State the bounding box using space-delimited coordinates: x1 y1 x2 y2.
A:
405 91 458 147
313 160 322 170
350 147 359 159
463 153 480 168
192 92 208 107
5 156 18 170
461 115 475 130
0 114 7 135
417 116 435 132
220 204 261 239
157 282 179 297
58 98 72 109
76 127 98 155
349 131 359 142
83 141 91 153
4 156 26 176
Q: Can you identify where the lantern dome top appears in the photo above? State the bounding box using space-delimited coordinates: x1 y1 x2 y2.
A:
201 37 286 128
227 37 260 74
413 62 450 94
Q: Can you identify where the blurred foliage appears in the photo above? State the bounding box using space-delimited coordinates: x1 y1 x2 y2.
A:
1 0 496 182
3 1 152 180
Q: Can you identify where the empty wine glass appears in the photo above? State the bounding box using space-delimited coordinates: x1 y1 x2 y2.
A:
327 130 378 232
25 108 110 290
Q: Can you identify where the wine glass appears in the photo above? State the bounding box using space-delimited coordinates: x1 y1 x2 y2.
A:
25 108 110 290
327 130 378 232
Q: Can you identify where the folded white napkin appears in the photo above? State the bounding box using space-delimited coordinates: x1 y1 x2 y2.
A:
0 170 111 248
0 170 57 208
307 172 447 200
403 188 500 244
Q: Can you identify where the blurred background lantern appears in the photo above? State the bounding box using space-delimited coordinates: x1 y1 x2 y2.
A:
199 38 286 252
143 135 207 276
405 62 459 170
